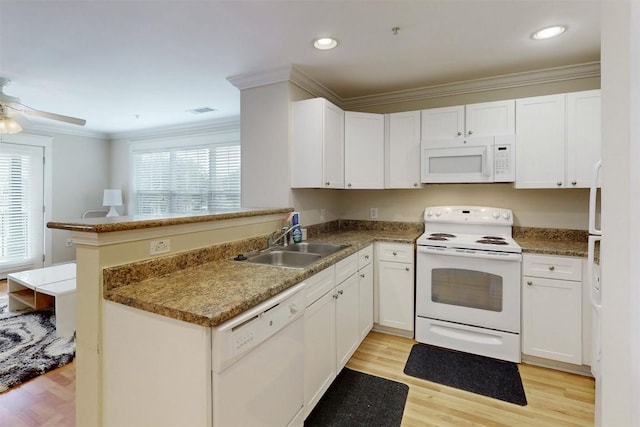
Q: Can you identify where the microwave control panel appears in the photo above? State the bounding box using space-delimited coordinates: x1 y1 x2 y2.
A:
494 136 515 182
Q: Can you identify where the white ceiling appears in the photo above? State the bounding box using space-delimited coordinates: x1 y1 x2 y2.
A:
0 0 601 137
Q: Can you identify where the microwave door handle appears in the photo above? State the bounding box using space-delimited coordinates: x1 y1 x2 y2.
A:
483 146 490 177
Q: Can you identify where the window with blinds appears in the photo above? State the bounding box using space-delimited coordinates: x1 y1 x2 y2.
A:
0 143 44 272
132 142 240 215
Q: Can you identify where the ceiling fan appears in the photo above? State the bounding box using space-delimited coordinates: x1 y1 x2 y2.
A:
0 78 86 134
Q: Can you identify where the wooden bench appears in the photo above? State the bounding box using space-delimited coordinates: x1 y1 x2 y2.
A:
7 263 76 338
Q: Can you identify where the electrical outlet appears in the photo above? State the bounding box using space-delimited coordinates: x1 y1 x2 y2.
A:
150 239 171 255
320 208 326 221
370 208 378 219
65 238 73 247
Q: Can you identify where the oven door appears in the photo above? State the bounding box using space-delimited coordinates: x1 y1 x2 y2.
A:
416 245 522 333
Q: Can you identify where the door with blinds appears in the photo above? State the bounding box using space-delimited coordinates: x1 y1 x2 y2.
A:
0 142 44 276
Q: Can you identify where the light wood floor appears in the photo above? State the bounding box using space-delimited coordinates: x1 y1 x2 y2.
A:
0 276 593 427
347 331 595 427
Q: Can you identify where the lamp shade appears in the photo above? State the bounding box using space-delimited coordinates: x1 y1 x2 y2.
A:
0 116 22 134
103 189 123 217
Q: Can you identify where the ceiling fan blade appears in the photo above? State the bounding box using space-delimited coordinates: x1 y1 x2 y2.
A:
9 102 86 126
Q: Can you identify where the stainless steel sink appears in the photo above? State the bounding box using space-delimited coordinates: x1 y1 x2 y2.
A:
238 242 351 268
281 242 350 256
246 250 322 268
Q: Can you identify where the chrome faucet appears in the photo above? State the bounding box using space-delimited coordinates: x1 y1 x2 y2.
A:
268 225 297 248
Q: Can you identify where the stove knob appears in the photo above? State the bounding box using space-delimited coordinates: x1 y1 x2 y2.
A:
502 211 511 220
492 210 500 219
435 209 442 217
426 210 434 217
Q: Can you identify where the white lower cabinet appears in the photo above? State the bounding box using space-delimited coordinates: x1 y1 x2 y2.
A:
303 246 372 418
375 242 415 334
522 254 583 365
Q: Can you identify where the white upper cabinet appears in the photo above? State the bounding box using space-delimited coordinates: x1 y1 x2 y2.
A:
567 90 602 188
515 90 601 189
344 112 385 189
385 111 422 189
292 98 344 189
421 100 515 144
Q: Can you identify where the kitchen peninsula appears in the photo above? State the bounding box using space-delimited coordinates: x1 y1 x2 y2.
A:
47 208 422 427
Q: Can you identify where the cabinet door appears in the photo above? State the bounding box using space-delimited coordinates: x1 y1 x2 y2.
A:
385 111 422 189
465 99 515 137
420 105 465 140
522 276 582 364
567 90 601 188
335 273 360 371
344 112 384 189
323 100 346 188
515 94 566 188
358 262 374 341
304 290 337 417
378 260 414 332
292 98 344 188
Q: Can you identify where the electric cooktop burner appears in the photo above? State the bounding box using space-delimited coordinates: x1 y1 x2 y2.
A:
427 236 448 241
482 236 505 240
476 239 509 245
430 233 456 238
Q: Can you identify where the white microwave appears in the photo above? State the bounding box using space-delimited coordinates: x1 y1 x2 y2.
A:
420 135 515 183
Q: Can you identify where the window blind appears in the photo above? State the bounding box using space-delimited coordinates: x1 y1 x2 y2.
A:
0 143 44 272
132 142 240 215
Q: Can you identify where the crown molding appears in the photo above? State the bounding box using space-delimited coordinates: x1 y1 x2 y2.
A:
288 67 343 106
227 66 296 90
109 116 240 141
340 62 601 109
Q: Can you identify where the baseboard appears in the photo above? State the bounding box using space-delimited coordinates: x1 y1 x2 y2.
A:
372 324 414 339
521 354 594 377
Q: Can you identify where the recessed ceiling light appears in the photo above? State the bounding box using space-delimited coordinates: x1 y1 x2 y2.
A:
313 37 338 50
532 25 567 40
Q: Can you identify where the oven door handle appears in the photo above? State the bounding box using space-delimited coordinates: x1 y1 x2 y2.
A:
417 245 522 262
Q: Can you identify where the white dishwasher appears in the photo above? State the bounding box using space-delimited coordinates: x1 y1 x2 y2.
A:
212 282 306 427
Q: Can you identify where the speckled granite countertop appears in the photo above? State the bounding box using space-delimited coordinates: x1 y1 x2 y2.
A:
103 221 592 328
514 226 589 258
47 207 293 233
104 224 421 328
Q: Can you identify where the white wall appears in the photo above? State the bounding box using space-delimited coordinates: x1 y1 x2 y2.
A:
49 131 111 263
600 1 639 425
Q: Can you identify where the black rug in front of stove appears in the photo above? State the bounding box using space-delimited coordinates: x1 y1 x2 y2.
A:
404 343 527 406
304 368 409 427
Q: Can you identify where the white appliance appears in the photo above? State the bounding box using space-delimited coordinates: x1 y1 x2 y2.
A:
415 206 522 363
212 282 306 427
588 160 602 426
420 135 515 183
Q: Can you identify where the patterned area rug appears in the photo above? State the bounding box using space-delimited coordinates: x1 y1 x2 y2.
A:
0 296 75 393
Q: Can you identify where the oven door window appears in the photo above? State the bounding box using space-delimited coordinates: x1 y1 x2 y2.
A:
431 268 503 312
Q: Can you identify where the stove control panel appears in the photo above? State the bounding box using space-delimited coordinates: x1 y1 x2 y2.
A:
424 206 514 225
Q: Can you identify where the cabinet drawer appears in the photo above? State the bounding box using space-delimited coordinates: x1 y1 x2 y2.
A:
523 254 582 282
376 242 414 263
335 253 358 284
304 266 335 307
358 245 373 269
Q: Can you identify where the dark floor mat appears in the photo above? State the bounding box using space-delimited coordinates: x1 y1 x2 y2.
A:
304 368 409 427
403 343 527 406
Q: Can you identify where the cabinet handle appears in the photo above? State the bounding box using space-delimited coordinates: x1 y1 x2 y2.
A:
392 251 397 256
325 182 330 186
405 267 410 272
557 181 563 186
333 293 339 299
360 273 365 278
347 183 352 187
527 281 533 286
338 290 344 295
457 131 462 136
549 266 555 271
571 181 577 185
468 130 473 135
413 182 418 187
365 255 370 260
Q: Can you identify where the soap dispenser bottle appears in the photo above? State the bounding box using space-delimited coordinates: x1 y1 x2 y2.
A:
291 212 302 243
